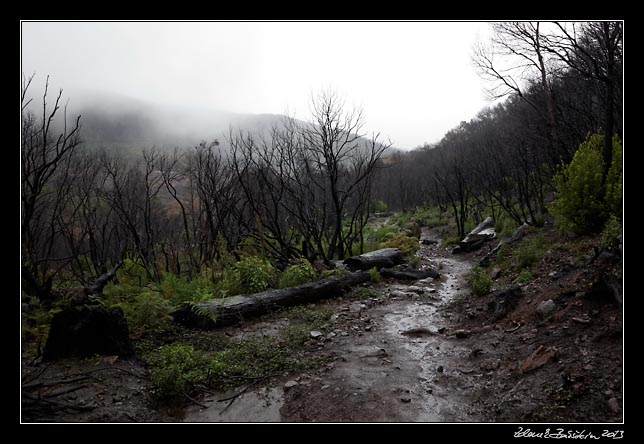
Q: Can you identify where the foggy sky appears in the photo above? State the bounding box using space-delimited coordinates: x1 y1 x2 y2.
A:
21 21 493 149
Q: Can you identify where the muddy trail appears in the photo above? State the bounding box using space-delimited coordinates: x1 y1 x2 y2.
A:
180 234 483 422
22 225 623 423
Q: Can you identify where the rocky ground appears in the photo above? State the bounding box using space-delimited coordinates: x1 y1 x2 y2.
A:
20 225 623 423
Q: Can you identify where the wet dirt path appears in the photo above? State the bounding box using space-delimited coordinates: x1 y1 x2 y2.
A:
183 233 486 423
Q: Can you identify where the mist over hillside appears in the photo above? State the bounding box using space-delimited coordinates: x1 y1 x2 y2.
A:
53 91 396 156
63 91 288 152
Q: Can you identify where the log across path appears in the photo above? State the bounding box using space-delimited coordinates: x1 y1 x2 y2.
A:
172 271 372 328
172 248 439 329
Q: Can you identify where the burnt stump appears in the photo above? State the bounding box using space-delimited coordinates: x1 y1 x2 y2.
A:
43 306 133 360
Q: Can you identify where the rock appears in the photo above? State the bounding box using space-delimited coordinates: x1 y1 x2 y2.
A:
326 332 336 339
284 380 299 388
401 327 438 337
321 384 330 390
436 365 444 373
453 329 470 339
43 306 133 360
536 299 557 318
361 347 388 358
421 238 438 245
381 268 439 280
607 398 621 414
518 345 558 374
389 290 412 298
487 286 522 321
480 361 500 371
400 397 412 403
586 274 622 306
405 286 425 294
310 330 324 339
490 268 502 279
415 277 434 287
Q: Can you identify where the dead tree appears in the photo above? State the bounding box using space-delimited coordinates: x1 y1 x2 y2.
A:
21 74 82 288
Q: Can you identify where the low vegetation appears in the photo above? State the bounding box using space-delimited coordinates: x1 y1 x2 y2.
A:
468 264 492 296
142 302 335 404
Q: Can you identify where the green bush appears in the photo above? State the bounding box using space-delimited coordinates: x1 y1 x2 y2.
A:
496 212 518 238
321 268 351 279
366 224 399 243
159 272 197 305
516 269 533 284
604 139 623 218
550 134 622 234
409 254 421 269
468 265 492 296
516 233 544 270
235 256 276 294
372 199 388 213
213 267 242 298
441 236 461 248
147 343 212 402
368 267 381 283
119 290 173 332
383 232 419 257
279 261 318 288
117 258 150 287
599 215 622 249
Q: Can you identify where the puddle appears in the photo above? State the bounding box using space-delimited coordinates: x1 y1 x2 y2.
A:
183 387 284 422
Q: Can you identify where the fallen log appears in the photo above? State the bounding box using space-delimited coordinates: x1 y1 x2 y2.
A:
453 217 496 254
343 248 405 271
172 271 372 329
380 267 439 280
479 223 528 266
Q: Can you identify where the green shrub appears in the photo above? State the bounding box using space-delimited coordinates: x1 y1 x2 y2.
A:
604 139 623 218
368 267 381 283
279 261 318 288
516 232 544 270
346 287 379 300
409 254 421 269
159 272 197 305
234 256 276 294
516 269 533 284
372 199 388 213
468 265 492 296
119 290 173 332
441 236 461 248
550 134 623 234
213 267 242 298
599 215 622 249
117 258 150 287
147 343 212 402
383 232 419 257
366 224 399 243
496 213 518 239
321 268 351 279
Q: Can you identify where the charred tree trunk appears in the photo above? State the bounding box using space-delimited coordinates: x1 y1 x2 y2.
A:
343 248 405 271
172 271 371 329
